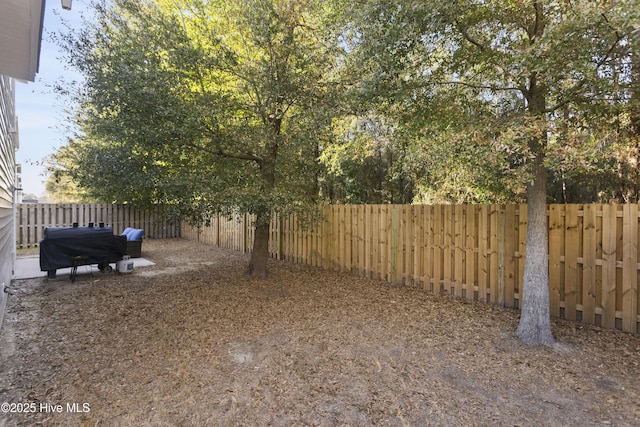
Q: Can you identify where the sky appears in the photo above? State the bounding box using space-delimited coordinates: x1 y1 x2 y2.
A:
15 0 90 198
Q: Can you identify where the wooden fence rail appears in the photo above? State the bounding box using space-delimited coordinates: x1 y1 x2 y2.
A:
16 203 181 248
183 204 640 334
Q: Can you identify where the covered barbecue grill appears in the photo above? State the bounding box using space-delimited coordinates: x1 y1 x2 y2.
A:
40 225 127 279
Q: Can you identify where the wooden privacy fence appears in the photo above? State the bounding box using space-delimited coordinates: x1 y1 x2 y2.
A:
16 203 181 248
183 204 640 334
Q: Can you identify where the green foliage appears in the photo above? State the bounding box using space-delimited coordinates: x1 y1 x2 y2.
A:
333 0 640 203
51 0 640 209
54 0 340 223
44 146 94 203
319 114 417 204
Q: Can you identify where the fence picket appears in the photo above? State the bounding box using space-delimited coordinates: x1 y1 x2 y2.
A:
497 206 506 306
517 204 528 306
381 205 389 281
601 204 618 329
433 205 443 293
582 204 597 324
413 205 423 287
454 205 464 298
404 205 412 285
364 205 372 277
564 205 580 321
548 205 563 318
622 204 638 333
423 206 432 291
443 206 453 295
504 205 516 308
466 205 476 299
390 206 399 284
478 205 488 302
489 205 499 304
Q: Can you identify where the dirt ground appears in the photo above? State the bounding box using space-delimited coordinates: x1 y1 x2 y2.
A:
0 238 639 427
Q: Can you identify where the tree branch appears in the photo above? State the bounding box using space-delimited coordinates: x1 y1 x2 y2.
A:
180 138 262 163
530 0 544 41
454 18 486 52
444 79 523 94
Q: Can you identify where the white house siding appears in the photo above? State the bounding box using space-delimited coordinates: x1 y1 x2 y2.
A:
0 75 17 323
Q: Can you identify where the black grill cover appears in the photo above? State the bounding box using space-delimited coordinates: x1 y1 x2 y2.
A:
40 226 127 272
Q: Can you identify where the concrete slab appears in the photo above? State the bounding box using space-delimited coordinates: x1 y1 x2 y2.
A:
12 256 155 281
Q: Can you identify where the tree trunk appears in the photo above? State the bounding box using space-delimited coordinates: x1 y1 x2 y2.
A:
247 126 278 279
516 152 555 345
246 210 271 279
516 57 555 345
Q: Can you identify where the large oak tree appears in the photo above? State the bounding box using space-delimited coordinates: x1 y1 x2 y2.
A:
340 0 638 344
58 0 341 277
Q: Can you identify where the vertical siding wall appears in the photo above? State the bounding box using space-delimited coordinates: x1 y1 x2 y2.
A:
0 76 17 317
15 203 182 248
183 204 640 334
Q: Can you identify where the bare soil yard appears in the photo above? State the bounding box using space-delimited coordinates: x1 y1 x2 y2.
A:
1 238 639 426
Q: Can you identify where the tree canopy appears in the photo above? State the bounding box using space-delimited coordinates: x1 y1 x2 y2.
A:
52 0 640 207
331 0 639 203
